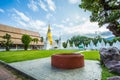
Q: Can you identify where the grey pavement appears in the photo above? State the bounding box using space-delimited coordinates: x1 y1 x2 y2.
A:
9 58 102 80
75 50 91 53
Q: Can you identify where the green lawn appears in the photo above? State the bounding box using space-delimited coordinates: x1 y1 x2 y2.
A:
0 50 119 80
101 65 119 80
0 50 78 63
80 50 100 60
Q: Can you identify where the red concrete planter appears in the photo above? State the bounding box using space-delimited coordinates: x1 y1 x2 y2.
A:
51 53 84 69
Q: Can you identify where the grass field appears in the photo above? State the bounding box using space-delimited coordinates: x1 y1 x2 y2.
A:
80 50 100 60
0 50 119 80
101 65 118 80
0 50 78 63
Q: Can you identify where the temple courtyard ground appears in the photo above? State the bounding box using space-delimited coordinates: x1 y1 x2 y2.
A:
0 63 25 80
9 57 102 80
0 50 118 80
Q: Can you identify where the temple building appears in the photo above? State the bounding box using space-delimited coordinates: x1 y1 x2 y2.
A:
0 24 44 51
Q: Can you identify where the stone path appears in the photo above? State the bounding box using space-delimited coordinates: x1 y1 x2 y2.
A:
9 58 102 80
75 50 91 53
0 64 22 80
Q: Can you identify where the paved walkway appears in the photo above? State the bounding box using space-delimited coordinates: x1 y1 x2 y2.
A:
75 50 91 53
0 64 22 80
9 58 102 80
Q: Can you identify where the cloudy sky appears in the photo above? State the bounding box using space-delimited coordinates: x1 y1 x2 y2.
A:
0 0 114 41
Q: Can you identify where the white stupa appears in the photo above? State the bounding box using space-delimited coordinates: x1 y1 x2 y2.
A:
96 41 101 50
112 42 117 48
58 36 64 49
105 43 110 48
112 41 120 49
89 40 95 50
86 44 91 50
101 39 106 48
44 24 53 50
44 38 51 50
66 41 72 49
115 41 120 49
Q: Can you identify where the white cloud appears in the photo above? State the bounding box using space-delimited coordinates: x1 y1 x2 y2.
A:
46 0 56 11
68 0 80 4
11 9 47 36
0 8 4 13
75 15 88 22
69 23 74 26
27 0 56 12
11 13 27 27
28 0 38 11
65 20 100 34
17 20 27 26
52 13 111 40
62 15 88 25
29 20 46 30
66 18 70 22
53 19 109 39
39 0 48 11
53 24 65 29
62 18 70 23
13 9 30 22
46 13 53 19
27 20 46 37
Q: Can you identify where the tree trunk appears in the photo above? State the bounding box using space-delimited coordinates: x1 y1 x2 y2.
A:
24 45 28 50
107 22 120 36
6 46 9 51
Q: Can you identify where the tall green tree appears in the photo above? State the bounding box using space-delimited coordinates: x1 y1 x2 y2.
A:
70 36 91 46
63 42 67 48
0 33 13 51
112 37 120 42
68 39 73 47
21 34 32 50
80 0 120 36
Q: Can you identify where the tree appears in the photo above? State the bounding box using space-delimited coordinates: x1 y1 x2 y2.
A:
63 42 67 48
32 38 39 44
80 0 120 36
68 39 73 47
112 37 120 42
92 38 98 46
55 39 59 44
32 38 39 49
70 35 91 46
21 34 32 50
0 33 13 51
40 37 44 42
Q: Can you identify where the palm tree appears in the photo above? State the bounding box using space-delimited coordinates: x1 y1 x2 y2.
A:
32 38 39 49
32 38 39 44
